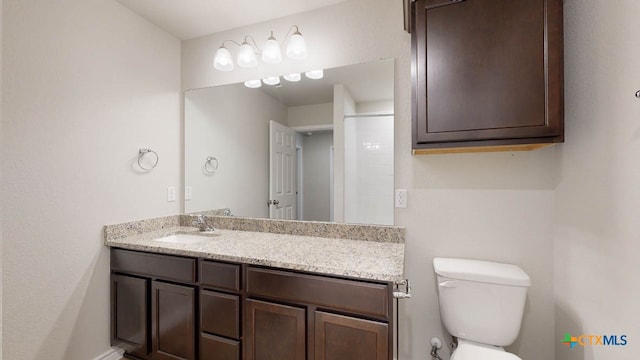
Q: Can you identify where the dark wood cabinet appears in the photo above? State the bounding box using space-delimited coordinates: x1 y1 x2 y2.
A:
151 281 196 360
111 274 149 359
111 249 394 360
411 0 563 154
245 266 393 360
111 249 197 360
244 299 306 360
315 311 388 360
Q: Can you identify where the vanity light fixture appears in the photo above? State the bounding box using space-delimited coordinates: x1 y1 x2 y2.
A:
283 73 301 82
305 69 324 80
262 76 281 86
244 79 262 88
213 26 308 72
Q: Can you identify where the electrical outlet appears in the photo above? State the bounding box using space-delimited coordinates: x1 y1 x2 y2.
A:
167 186 176 202
185 186 192 201
395 189 407 208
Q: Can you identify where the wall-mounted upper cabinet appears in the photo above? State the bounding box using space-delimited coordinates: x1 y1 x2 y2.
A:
411 0 563 154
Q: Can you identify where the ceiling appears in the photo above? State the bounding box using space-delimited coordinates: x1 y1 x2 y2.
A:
117 0 349 40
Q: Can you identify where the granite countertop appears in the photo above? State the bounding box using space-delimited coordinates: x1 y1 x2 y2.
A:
105 226 405 282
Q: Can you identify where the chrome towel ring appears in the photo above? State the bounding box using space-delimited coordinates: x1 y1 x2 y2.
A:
204 156 219 175
138 148 159 171
635 90 640 99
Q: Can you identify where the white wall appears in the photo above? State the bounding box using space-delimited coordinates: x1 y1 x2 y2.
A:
555 1 640 359
181 1 555 359
184 84 287 217
301 131 333 221
287 102 333 128
1 1 181 359
0 1 3 358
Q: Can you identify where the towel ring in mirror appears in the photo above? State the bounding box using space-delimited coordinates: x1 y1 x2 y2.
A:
204 156 218 175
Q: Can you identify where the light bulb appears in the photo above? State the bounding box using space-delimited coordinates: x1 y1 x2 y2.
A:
244 80 262 88
283 73 301 82
305 69 324 80
237 42 258 68
262 32 282 64
213 46 234 71
263 76 280 86
286 31 307 60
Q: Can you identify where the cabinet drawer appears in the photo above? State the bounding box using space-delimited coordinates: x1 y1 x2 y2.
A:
200 260 240 292
201 290 240 339
111 248 196 283
246 267 390 319
200 333 240 360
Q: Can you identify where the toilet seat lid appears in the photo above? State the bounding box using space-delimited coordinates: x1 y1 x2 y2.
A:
451 340 522 360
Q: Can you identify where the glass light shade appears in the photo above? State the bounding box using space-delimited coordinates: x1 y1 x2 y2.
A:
213 47 234 71
262 35 282 64
244 79 262 88
262 76 280 86
237 42 258 68
283 73 301 82
286 32 307 60
305 69 324 80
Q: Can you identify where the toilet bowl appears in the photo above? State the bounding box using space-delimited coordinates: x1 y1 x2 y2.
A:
451 339 522 360
433 258 531 360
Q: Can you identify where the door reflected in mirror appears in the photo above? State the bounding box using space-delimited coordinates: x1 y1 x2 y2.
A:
184 59 394 225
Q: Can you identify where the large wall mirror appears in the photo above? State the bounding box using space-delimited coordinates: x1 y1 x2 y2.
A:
184 59 394 225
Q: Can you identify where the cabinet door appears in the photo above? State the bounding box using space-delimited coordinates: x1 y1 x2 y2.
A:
111 274 149 359
152 281 196 360
315 311 389 360
244 299 306 360
412 0 563 150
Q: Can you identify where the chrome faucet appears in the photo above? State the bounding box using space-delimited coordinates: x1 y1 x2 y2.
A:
192 215 214 232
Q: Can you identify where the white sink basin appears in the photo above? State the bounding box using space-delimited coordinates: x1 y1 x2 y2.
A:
154 234 208 244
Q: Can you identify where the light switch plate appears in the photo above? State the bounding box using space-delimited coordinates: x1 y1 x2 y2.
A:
185 186 192 201
167 186 176 202
395 189 407 208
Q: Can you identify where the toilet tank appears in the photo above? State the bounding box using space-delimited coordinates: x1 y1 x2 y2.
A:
433 258 531 347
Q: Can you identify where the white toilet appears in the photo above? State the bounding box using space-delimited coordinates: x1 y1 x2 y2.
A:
433 257 531 360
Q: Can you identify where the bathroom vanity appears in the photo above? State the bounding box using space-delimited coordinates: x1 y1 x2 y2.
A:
105 215 405 360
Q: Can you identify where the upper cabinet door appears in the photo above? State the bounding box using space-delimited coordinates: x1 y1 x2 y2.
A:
412 0 563 153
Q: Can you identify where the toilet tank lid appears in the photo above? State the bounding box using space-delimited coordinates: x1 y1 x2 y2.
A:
433 258 531 287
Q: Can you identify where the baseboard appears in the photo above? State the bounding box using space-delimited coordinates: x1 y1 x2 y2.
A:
93 347 125 360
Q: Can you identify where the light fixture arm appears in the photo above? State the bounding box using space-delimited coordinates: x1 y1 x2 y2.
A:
243 35 263 55
282 25 302 44
220 39 243 49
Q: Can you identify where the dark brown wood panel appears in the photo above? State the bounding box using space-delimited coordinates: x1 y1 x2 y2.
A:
246 267 390 319
111 274 149 359
412 0 563 150
200 260 241 292
200 333 240 360
112 248 196 283
244 299 306 360
315 311 389 360
151 281 196 360
201 290 240 339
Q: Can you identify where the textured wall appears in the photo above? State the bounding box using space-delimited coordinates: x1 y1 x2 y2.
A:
287 102 334 128
181 0 555 358
1 1 181 359
555 1 640 359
